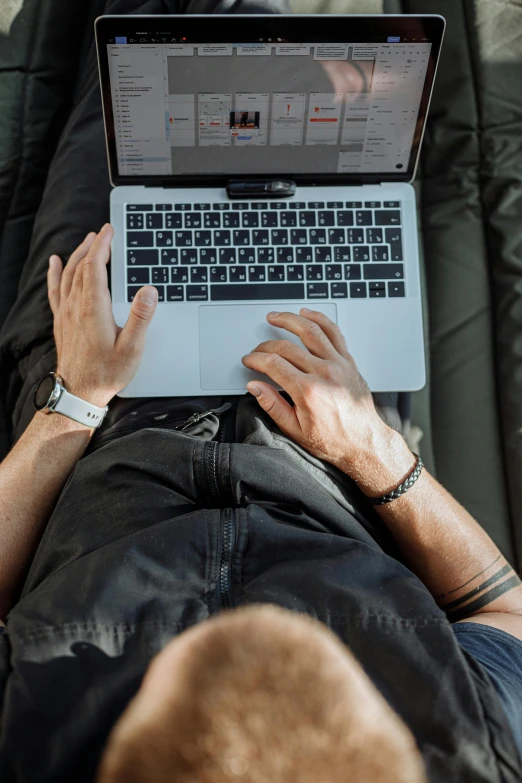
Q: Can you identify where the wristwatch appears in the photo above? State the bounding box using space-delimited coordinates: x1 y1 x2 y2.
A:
33 371 108 429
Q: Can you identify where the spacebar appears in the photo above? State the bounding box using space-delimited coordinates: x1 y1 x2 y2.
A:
211 283 305 301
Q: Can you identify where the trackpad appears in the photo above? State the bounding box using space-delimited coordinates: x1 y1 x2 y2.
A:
199 303 337 391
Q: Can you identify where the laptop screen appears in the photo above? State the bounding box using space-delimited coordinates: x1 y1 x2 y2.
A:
96 15 445 186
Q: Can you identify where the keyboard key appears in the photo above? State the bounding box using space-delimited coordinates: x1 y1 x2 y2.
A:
252 229 269 245
260 212 277 228
257 247 274 264
327 201 343 208
194 203 211 210
309 229 326 245
155 204 172 211
213 203 229 210
187 285 209 301
289 202 306 209
175 231 192 247
307 283 328 299
127 268 150 284
296 247 313 263
156 231 173 247
219 248 236 264
165 213 182 229
268 266 285 282
214 230 231 246
127 214 144 229
375 210 401 225
153 285 165 302
180 248 198 265
280 211 297 227
347 229 365 244
250 202 269 210
328 229 345 244
290 229 307 245
127 286 141 301
152 268 169 284
306 265 323 281
230 266 247 282
318 211 335 227
249 266 266 282
384 201 400 208
127 249 158 265
233 230 250 246
330 282 348 298
287 265 304 281
171 268 188 283
127 204 152 212
315 247 332 263
353 246 370 262
146 213 163 229
271 230 288 245
356 211 372 226
194 230 212 246
299 211 316 227
344 264 361 280
345 201 362 208
223 212 240 228
234 202 249 210
369 284 386 298
128 231 153 247
386 228 403 261
238 247 256 264
388 281 405 297
211 267 228 283
337 211 354 227
350 282 367 298
308 201 325 209
161 249 178 265
204 213 221 228
366 228 383 244
364 263 403 280
364 201 381 208
184 213 201 229
211 283 305 301
277 248 294 263
244 212 261 227
199 248 217 265
372 246 389 262
326 264 342 280
167 285 184 301
334 247 351 263
269 202 285 209
174 204 192 211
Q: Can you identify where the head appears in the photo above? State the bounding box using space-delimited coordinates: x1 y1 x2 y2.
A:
97 605 427 783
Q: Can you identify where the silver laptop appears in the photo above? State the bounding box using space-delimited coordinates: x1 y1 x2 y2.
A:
95 13 445 396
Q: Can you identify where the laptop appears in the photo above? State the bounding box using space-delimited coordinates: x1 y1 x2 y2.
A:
94 13 445 396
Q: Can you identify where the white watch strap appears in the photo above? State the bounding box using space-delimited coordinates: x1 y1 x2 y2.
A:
53 388 108 428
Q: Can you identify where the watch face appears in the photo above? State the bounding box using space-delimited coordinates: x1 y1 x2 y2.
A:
34 373 56 410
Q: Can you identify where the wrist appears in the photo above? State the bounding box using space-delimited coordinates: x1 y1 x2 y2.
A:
35 409 95 436
338 421 417 498
55 369 113 408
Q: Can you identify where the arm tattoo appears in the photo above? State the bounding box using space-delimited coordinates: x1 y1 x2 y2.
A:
439 558 522 622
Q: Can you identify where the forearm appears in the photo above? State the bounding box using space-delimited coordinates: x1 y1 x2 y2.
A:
340 425 522 621
0 411 93 619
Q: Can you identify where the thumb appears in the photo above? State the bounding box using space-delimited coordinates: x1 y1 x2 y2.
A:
246 381 299 437
118 285 158 353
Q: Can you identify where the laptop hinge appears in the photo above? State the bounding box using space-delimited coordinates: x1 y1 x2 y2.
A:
227 179 296 199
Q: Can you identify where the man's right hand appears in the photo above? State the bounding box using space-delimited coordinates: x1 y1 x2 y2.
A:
241 309 405 479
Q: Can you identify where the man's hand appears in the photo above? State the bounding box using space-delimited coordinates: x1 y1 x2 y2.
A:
241 309 394 475
47 224 158 407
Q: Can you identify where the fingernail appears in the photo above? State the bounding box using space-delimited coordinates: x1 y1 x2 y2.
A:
248 385 261 397
267 311 279 318
139 287 157 305
301 307 311 313
49 255 56 266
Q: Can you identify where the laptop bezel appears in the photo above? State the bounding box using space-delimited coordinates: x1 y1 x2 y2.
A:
95 14 445 189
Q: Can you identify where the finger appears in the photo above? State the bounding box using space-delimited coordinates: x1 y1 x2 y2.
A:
246 381 300 437
242 350 304 395
299 308 352 360
60 232 97 300
81 224 114 313
250 339 321 373
265 311 338 360
47 255 63 315
116 285 158 357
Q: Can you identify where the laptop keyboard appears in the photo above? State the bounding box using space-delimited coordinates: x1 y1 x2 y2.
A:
125 200 405 303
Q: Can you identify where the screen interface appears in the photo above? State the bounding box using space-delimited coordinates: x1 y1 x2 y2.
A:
106 38 432 178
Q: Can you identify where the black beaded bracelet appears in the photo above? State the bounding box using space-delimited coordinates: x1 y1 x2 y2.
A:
368 452 424 506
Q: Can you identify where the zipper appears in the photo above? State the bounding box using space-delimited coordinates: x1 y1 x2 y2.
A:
219 507 235 609
175 401 232 432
